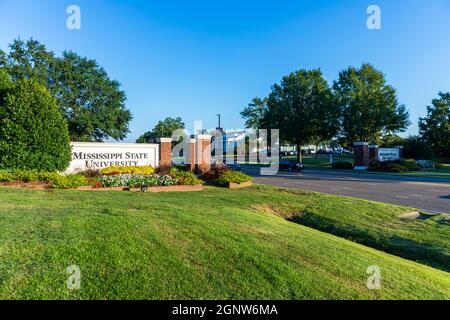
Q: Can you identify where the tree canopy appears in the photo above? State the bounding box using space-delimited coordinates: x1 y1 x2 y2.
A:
242 69 339 161
333 63 410 146
419 92 450 157
240 97 268 129
136 117 185 143
1 38 132 142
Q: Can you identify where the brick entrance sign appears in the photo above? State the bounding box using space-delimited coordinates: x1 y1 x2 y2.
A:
354 142 404 170
354 142 369 170
157 138 173 167
369 145 379 163
196 135 212 173
185 135 212 173
185 138 197 172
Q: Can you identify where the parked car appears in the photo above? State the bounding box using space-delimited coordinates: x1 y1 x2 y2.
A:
317 149 332 155
226 163 242 172
416 160 435 169
279 160 305 172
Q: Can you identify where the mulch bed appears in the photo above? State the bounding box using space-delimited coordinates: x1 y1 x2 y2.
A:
0 181 52 189
227 181 253 189
0 182 204 192
77 185 205 193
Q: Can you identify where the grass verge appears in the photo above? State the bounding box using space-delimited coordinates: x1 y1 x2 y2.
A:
0 186 448 299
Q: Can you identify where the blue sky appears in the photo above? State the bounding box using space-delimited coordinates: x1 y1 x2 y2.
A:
1 0 450 142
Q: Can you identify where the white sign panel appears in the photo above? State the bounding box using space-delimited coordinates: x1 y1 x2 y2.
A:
378 148 400 162
67 142 160 173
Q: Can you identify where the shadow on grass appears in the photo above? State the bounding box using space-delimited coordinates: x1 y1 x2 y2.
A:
290 212 450 273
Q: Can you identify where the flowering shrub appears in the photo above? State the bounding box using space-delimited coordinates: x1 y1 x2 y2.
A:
98 174 178 188
100 166 155 175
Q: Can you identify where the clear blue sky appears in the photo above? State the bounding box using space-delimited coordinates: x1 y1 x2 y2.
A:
1 0 450 142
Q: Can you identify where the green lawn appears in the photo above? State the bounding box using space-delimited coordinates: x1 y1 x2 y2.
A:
0 186 449 300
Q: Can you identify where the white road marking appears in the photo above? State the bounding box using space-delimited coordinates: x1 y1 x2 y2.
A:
408 194 423 198
406 182 450 188
396 196 409 199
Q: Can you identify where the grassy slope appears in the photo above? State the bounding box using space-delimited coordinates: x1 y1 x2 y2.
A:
0 187 449 300
274 190 450 272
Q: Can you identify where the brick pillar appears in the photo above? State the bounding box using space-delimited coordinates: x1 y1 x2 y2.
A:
196 135 212 173
354 142 369 170
186 138 197 172
369 145 379 163
157 138 172 168
395 146 404 160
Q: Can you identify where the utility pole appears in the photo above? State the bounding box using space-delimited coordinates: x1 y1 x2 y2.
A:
216 114 227 164
216 114 221 130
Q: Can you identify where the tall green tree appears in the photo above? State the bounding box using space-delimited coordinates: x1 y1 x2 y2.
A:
240 97 268 129
333 63 410 146
0 49 6 67
0 72 71 171
419 92 450 156
2 38 132 142
242 69 339 162
136 117 185 143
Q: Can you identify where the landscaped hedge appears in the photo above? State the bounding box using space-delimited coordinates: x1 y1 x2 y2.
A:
0 170 90 189
332 162 354 170
369 160 422 173
101 166 155 175
52 174 92 189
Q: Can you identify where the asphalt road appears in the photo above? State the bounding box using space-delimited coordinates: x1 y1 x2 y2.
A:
242 166 450 214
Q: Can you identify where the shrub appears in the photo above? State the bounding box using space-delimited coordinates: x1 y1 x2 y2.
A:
400 159 422 171
388 163 408 173
0 170 15 182
156 165 172 175
368 160 420 173
332 162 354 170
215 171 253 186
52 174 90 189
78 168 101 178
98 174 178 188
100 166 155 175
202 164 229 181
172 164 188 172
170 168 203 186
0 78 72 171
